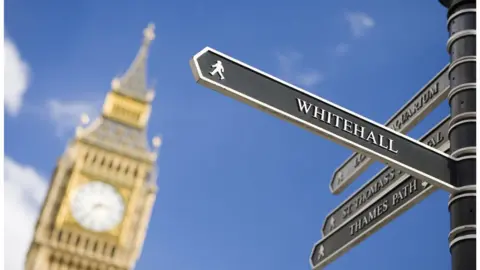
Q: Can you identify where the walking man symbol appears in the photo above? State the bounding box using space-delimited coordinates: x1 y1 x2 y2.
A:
209 60 225 80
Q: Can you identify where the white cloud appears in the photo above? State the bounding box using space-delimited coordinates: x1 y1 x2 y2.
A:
276 51 324 88
296 70 324 88
47 99 100 137
4 37 31 116
277 51 304 75
4 156 48 270
345 11 375 38
334 43 350 56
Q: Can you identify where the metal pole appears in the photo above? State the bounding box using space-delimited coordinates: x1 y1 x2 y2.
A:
439 0 477 269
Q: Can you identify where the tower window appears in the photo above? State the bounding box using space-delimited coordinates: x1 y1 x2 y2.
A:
66 232 71 244
102 242 108 255
93 241 98 252
57 230 63 242
75 235 81 247
111 246 116 258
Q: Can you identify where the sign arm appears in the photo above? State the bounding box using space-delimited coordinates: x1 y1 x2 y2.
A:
329 65 450 194
190 47 457 193
321 116 451 236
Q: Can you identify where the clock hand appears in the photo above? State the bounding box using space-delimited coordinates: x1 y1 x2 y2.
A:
92 203 103 209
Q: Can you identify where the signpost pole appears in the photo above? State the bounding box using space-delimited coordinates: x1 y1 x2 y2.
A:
439 0 477 269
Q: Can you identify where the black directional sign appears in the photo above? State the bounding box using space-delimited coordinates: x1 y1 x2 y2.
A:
330 65 450 194
190 47 456 192
310 159 449 269
322 116 450 236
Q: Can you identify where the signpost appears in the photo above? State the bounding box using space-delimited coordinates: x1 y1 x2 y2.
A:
322 116 450 236
439 1 477 270
190 4 475 267
329 66 450 194
190 47 456 193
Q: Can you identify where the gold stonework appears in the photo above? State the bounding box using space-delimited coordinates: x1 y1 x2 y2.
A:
25 24 159 270
103 92 152 129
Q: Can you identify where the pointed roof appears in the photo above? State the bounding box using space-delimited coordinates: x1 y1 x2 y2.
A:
76 117 157 162
111 23 156 102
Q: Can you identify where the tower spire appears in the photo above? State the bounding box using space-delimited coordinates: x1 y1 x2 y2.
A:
111 23 156 102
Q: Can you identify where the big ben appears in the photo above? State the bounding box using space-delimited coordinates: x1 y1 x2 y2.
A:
25 23 161 270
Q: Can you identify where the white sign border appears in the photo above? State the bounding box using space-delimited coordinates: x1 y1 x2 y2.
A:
190 47 457 193
321 116 451 236
329 65 450 194
310 141 448 269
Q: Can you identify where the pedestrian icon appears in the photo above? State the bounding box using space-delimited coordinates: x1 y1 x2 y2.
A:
317 245 325 260
209 60 225 80
335 172 344 185
328 217 335 231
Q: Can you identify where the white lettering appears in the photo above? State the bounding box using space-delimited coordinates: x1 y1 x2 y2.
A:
343 119 353 133
388 139 399 154
296 99 313 113
353 123 365 138
296 98 399 154
313 106 326 121
333 114 343 128
349 200 389 236
366 131 378 145
392 179 418 206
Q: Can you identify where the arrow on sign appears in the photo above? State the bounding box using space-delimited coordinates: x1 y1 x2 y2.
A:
322 116 450 236
330 65 450 194
189 47 456 192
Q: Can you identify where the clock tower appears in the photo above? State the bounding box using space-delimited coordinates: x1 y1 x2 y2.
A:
25 23 161 270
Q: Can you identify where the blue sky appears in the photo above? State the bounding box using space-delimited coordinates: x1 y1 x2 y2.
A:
5 0 454 269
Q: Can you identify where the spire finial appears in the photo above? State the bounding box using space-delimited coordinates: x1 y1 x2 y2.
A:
143 23 156 43
152 136 162 149
112 23 156 102
80 113 90 125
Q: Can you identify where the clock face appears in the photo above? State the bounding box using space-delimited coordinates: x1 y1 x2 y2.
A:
69 181 125 232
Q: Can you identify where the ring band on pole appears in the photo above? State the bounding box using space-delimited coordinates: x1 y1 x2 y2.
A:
453 155 476 162
449 185 477 199
449 225 476 242
448 119 476 138
448 192 476 208
447 82 476 101
449 185 476 198
449 112 477 127
449 234 476 249
446 30 476 53
447 8 477 27
451 147 476 158
448 56 476 77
